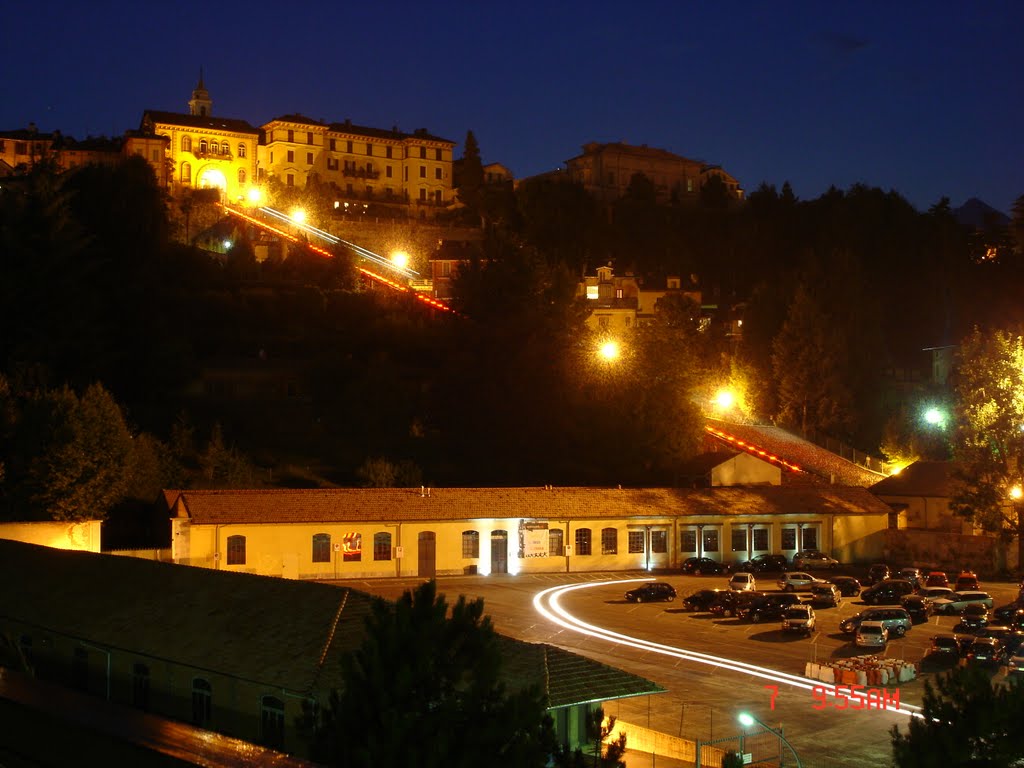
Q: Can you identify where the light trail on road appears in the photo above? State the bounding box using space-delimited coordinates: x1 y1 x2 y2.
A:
532 578 923 719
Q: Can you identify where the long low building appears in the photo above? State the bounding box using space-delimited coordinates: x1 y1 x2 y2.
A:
165 485 894 580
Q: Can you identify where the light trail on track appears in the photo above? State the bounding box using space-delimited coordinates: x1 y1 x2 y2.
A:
532 578 922 719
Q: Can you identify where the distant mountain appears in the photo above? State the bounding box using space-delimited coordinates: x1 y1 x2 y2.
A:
954 197 1010 229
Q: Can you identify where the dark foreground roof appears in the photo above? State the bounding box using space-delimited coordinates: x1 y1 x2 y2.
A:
0 540 661 708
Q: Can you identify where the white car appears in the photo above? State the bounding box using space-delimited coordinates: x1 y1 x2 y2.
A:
728 572 756 591
777 572 824 592
931 590 994 615
856 620 889 648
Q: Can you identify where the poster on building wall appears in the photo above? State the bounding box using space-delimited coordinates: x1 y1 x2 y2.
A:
519 520 549 558
343 533 362 561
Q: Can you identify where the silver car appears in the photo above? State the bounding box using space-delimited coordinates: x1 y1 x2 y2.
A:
856 620 889 648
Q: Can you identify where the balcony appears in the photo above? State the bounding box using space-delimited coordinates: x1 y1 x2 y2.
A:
193 149 233 161
341 167 380 180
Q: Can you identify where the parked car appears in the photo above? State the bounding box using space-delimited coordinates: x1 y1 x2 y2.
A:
792 550 839 570
738 593 803 623
954 603 991 633
728 572 757 592
925 571 950 588
777 572 824 592
741 554 789 573
954 570 981 591
864 564 891 586
810 582 842 608
839 607 913 637
932 590 994 615
781 605 816 635
974 627 1024 657
860 579 916 605
965 636 1005 666
709 590 763 617
896 567 925 588
918 586 955 603
856 620 889 648
901 594 934 623
624 582 678 603
681 557 727 575
1007 649 1024 675
681 588 725 611
993 600 1024 624
924 634 965 666
829 576 863 597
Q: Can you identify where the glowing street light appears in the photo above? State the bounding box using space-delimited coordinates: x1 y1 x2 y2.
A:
737 712 803 767
598 340 620 363
290 208 307 225
713 389 735 410
1011 485 1023 501
246 187 263 206
923 407 947 428
391 250 410 270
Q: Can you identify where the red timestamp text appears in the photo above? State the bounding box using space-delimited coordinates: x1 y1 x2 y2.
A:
812 684 900 711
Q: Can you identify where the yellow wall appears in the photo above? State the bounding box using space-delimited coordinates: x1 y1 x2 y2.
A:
0 520 102 552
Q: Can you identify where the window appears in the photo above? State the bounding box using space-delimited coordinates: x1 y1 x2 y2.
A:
574 528 592 556
802 527 818 550
307 132 314 145
462 530 480 558
434 190 441 203
261 696 285 750
732 528 748 551
435 168 442 180
182 136 192 152
441 262 451 277
306 152 313 165
753 529 768 551
221 142 229 154
419 166 426 178
192 678 212 727
287 150 294 163
329 139 337 151
373 532 392 561
601 528 618 555
366 143 373 156
681 530 697 552
199 139 208 154
347 140 353 153
312 533 331 563
651 530 667 553
238 143 246 158
781 528 797 550
132 663 150 710
419 146 426 159
628 531 644 553
238 169 246 184
181 161 191 183
327 158 338 170
287 130 294 142
548 529 563 556
386 166 393 178
419 189 426 201
703 529 719 553
435 148 442 161
386 146 393 159
226 535 246 565
287 173 294 186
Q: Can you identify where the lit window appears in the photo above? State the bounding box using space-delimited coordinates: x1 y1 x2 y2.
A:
199 139 208 154
238 169 246 184
181 161 191 183
312 533 331 563
462 530 479 558
548 529 563 556
574 528 592 556
628 531 644 553
226 535 246 565
182 136 192 152
586 286 599 300
238 143 246 158
373 532 392 561
601 527 618 555
221 142 229 154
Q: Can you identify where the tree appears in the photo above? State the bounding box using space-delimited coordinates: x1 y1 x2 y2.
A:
197 423 259 488
890 666 1024 767
311 580 556 768
950 326 1024 568
457 130 485 224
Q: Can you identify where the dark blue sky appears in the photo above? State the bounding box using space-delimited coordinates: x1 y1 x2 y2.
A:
5 2 1021 213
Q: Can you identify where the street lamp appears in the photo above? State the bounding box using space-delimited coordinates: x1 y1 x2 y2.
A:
598 340 620 363
737 712 803 768
923 407 947 428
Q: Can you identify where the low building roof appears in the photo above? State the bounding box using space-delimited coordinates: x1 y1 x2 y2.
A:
0 540 661 708
869 460 957 498
166 485 891 525
141 110 260 135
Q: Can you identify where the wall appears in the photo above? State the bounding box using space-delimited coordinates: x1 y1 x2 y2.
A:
0 520 102 552
883 529 1014 575
711 454 781 487
832 514 889 563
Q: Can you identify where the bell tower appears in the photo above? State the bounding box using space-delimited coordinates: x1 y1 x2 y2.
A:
188 70 212 117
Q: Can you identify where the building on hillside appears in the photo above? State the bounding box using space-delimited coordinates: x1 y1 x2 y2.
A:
677 451 782 488
564 142 743 205
141 75 261 204
163 484 892 580
869 460 967 532
578 264 702 334
0 539 662 758
260 114 456 220
0 520 102 552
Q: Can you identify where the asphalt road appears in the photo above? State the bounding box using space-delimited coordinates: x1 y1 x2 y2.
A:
345 572 1021 768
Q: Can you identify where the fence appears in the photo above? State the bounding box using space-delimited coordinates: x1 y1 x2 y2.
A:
800 427 890 475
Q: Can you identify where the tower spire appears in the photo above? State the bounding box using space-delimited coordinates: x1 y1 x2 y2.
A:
188 70 212 117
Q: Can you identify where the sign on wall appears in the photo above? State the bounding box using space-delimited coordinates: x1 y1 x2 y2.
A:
519 520 549 558
342 533 362 562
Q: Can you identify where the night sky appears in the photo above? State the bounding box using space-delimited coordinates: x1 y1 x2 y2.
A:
4 2 1021 213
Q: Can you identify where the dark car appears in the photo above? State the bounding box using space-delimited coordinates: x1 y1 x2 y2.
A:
810 582 842 607
681 588 726 611
864 563 891 586
974 626 1024 656
926 634 964 662
738 593 803 623
624 582 677 603
966 636 1005 666
861 579 916 605
741 554 789 573
954 603 991 632
993 601 1024 624
709 590 763 618
829 576 862 597
839 607 912 636
681 557 727 575
901 594 934 623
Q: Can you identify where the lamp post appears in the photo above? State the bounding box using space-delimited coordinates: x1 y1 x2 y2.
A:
737 712 803 768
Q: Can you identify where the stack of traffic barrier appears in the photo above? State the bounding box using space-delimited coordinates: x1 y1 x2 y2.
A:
804 655 917 684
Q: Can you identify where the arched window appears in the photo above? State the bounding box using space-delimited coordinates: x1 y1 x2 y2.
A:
461 530 479 559
221 141 229 155
238 169 246 185
575 528 592 556
548 529 564 557
199 139 208 154
260 695 285 749
182 136 192 152
601 527 618 555
238 143 247 158
312 533 331 563
373 532 392 561
180 161 191 183
226 535 246 565
192 678 212 727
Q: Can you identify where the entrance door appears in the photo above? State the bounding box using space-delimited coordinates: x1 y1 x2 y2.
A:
417 531 436 578
491 530 508 574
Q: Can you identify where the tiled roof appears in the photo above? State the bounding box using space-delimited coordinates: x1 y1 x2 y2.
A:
167 484 892 525
0 540 659 709
869 460 957 497
142 110 260 135
325 120 454 145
